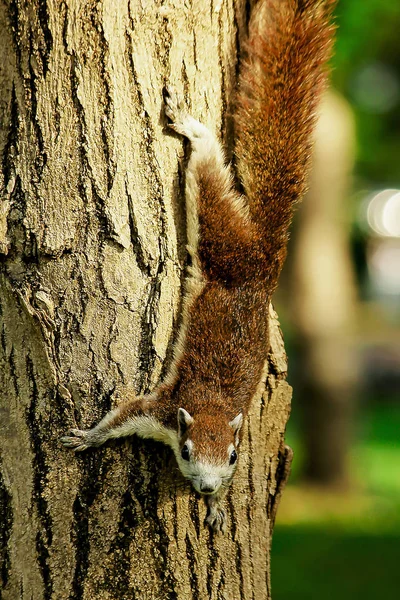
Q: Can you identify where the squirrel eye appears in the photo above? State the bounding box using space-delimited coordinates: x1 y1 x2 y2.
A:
229 449 237 465
181 443 190 461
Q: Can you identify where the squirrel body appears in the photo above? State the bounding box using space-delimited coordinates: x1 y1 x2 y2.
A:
61 0 335 533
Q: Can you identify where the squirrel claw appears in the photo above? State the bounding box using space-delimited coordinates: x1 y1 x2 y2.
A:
60 429 89 452
164 86 185 126
164 88 210 143
205 507 227 534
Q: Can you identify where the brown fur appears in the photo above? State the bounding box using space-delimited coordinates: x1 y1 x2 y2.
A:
88 0 335 457
61 3 336 532
182 414 235 463
235 0 336 292
151 0 336 433
195 160 266 283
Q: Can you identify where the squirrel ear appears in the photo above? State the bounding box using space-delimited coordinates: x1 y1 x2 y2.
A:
178 408 193 437
229 412 243 443
229 412 243 432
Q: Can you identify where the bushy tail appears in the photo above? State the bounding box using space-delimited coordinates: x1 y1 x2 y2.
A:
235 0 336 285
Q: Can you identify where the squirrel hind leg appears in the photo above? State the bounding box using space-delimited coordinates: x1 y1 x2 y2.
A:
164 86 218 156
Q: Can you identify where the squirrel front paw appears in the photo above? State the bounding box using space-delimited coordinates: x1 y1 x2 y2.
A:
60 428 94 452
205 505 227 534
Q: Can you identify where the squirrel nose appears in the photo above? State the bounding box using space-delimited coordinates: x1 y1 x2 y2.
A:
200 484 216 494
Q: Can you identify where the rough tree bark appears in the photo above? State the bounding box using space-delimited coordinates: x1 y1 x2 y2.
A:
0 1 292 599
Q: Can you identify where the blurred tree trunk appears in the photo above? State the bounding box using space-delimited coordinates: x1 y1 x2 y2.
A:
290 90 358 487
0 1 291 599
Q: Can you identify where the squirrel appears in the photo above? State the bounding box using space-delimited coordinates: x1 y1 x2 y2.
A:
61 0 335 533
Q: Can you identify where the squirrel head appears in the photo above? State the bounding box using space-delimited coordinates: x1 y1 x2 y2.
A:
173 407 243 496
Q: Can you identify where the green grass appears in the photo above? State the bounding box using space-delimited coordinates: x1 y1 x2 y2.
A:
272 525 400 600
355 404 400 496
272 403 400 599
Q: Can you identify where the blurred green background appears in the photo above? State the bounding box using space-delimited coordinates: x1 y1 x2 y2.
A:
272 1 400 598
272 405 400 600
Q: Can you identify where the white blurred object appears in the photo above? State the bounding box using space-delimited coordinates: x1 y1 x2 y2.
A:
368 239 400 295
364 189 400 303
367 189 400 237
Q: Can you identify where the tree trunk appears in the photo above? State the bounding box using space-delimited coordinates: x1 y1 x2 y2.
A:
0 1 292 599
